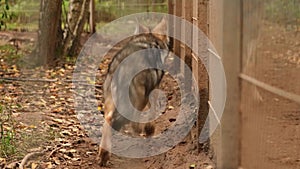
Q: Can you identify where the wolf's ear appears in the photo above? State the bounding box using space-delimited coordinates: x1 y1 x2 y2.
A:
152 17 168 42
134 24 150 34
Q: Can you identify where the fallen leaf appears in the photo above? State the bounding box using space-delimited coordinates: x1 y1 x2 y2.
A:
69 149 77 153
59 148 67 153
52 157 60 165
46 162 53 169
71 158 80 161
61 143 72 147
63 154 72 160
0 158 6 168
52 118 64 124
60 130 73 136
31 162 38 169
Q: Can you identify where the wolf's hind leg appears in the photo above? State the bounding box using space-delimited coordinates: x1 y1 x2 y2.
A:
97 97 114 166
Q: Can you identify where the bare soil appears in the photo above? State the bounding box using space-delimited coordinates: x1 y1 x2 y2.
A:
240 21 300 169
1 20 298 169
0 31 214 169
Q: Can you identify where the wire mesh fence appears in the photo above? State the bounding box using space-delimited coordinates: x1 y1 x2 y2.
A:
1 1 299 168
2 0 168 32
240 0 300 168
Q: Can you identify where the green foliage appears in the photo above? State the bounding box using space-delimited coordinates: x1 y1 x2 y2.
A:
0 0 14 30
3 0 168 31
4 0 39 31
0 44 17 54
0 131 16 157
265 0 300 25
0 44 22 64
65 55 77 63
96 0 168 22
61 0 69 29
0 104 16 157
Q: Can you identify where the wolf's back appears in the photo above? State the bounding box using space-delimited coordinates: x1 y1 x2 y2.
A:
104 33 168 100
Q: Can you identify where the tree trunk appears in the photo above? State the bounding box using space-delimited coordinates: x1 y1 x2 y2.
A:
89 0 96 34
36 0 63 66
63 0 90 57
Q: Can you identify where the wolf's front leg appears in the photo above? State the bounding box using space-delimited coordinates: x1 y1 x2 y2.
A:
97 110 113 166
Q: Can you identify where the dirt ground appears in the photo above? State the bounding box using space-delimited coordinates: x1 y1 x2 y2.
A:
1 20 299 169
240 21 300 169
0 31 214 169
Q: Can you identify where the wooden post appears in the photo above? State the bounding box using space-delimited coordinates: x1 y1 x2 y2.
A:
219 0 242 168
174 0 182 75
196 0 210 154
171 0 210 156
180 0 186 75
208 0 224 166
184 0 192 67
191 0 200 152
168 0 175 50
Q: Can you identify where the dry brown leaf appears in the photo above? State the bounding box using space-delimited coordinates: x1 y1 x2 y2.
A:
0 158 6 168
52 157 60 165
60 130 73 136
52 118 64 124
69 149 77 153
59 148 67 153
45 162 53 169
63 154 72 160
31 162 38 169
71 158 80 161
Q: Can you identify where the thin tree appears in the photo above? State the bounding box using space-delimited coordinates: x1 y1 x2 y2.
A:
89 0 96 34
62 0 91 57
36 0 92 66
36 0 63 66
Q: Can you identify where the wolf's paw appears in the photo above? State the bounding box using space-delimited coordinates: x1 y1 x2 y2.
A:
97 148 110 167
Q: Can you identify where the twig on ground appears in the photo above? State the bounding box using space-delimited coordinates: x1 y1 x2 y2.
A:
48 144 68 159
0 77 57 82
4 161 21 169
0 78 101 87
19 151 45 169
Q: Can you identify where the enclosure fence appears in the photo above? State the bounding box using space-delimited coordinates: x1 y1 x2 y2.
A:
170 0 300 169
240 0 300 169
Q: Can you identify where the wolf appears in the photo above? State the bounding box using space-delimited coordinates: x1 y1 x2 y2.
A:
97 18 170 166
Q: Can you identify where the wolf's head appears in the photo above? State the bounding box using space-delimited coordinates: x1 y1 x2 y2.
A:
134 17 169 45
134 18 170 64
